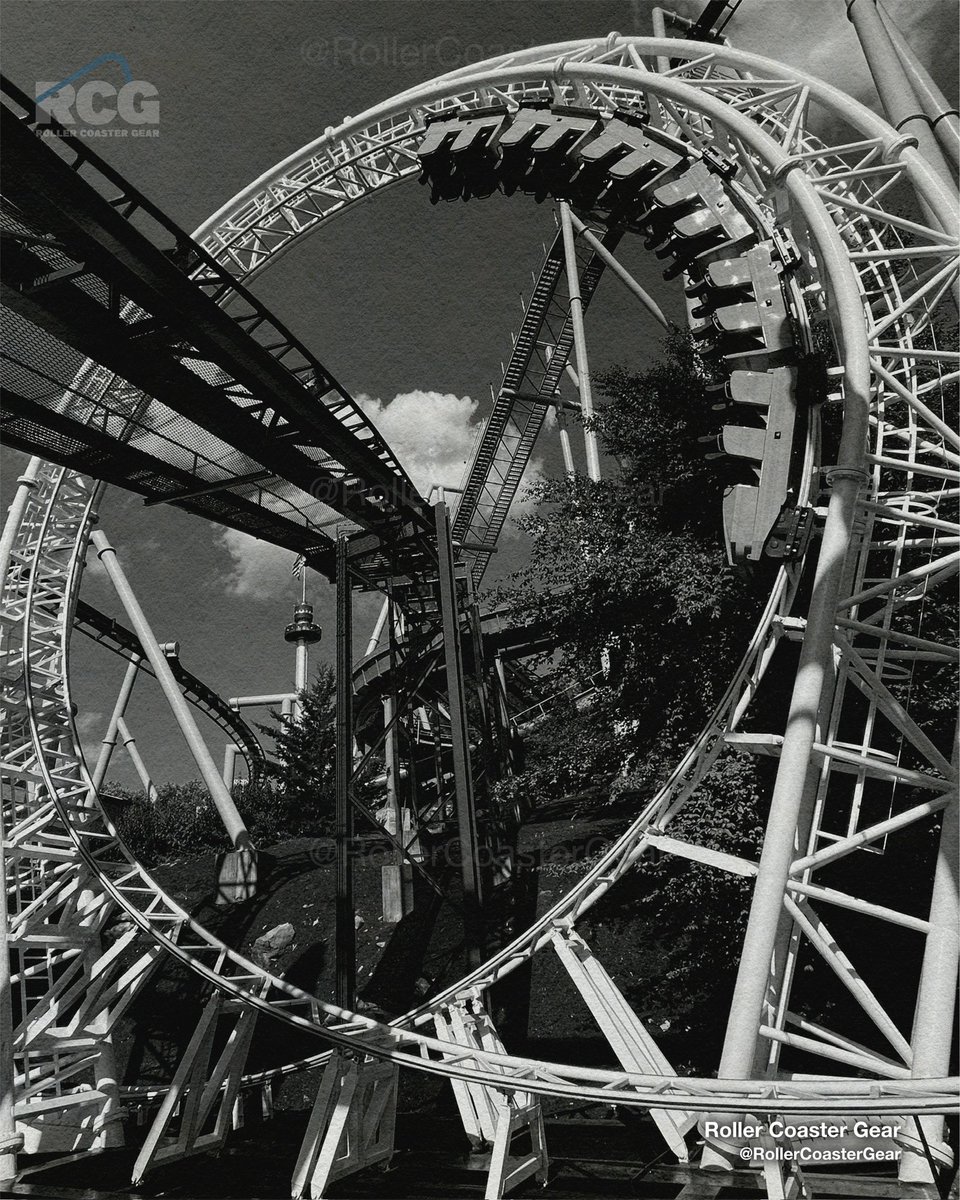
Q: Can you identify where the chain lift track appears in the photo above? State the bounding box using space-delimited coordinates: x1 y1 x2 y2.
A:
451 223 620 586
2 32 958 1199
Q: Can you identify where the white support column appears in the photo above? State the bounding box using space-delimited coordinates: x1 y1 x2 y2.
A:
380 599 413 924
877 1 960 170
222 743 239 789
559 201 601 482
544 345 577 478
0 458 40 584
91 532 252 853
847 0 957 244
848 0 954 189
650 6 672 75
76 882 125 1151
230 693 298 709
381 693 402 923
365 596 390 658
1 444 41 1165
92 656 142 791
567 210 670 329
707 156 875 1161
116 717 158 801
900 724 960 1185
0 844 20 1184
555 407 576 479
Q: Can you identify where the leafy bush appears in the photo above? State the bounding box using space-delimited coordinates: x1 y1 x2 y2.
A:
113 779 230 862
110 670 341 863
112 774 335 865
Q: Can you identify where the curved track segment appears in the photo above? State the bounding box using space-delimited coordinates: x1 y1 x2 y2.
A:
2 35 958 1194
73 600 267 784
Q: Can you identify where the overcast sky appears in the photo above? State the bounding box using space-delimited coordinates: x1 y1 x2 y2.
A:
2 1 957 790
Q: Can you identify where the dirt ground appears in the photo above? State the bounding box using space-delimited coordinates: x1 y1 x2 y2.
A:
112 796 629 1114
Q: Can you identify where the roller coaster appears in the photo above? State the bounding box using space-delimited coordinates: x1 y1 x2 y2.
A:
1 4 958 1198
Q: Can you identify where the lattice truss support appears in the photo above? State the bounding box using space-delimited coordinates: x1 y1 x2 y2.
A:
0 33 957 1200
291 1053 398 1199
451 220 620 584
131 985 264 1184
432 994 548 1200
1 463 167 1162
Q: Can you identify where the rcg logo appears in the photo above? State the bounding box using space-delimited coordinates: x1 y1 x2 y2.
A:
36 53 159 137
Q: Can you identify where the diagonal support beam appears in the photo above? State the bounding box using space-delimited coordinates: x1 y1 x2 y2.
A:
550 925 694 1159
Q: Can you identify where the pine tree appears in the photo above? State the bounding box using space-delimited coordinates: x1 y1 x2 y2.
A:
258 666 337 835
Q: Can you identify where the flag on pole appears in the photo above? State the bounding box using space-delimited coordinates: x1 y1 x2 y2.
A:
291 554 306 579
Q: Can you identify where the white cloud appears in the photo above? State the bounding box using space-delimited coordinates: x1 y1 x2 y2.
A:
74 709 104 762
358 388 543 533
216 527 297 599
512 460 546 521
357 389 481 496
214 389 544 599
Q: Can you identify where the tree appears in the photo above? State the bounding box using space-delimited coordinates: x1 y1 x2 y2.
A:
257 666 337 836
496 332 771 795
490 333 779 1062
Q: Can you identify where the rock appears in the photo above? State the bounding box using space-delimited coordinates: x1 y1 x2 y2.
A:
102 915 136 944
354 913 364 931
252 922 295 966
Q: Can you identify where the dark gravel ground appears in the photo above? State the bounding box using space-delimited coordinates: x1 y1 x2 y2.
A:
7 799 909 1199
111 796 628 1113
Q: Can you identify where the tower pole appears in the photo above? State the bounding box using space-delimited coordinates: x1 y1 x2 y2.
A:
285 581 322 723
335 536 356 1008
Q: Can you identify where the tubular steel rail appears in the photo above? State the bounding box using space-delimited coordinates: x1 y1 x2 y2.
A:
2 34 957 1199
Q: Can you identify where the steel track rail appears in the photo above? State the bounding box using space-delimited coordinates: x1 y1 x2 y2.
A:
72 600 266 784
16 467 959 1109
5 51 950 1128
2 60 957 1200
